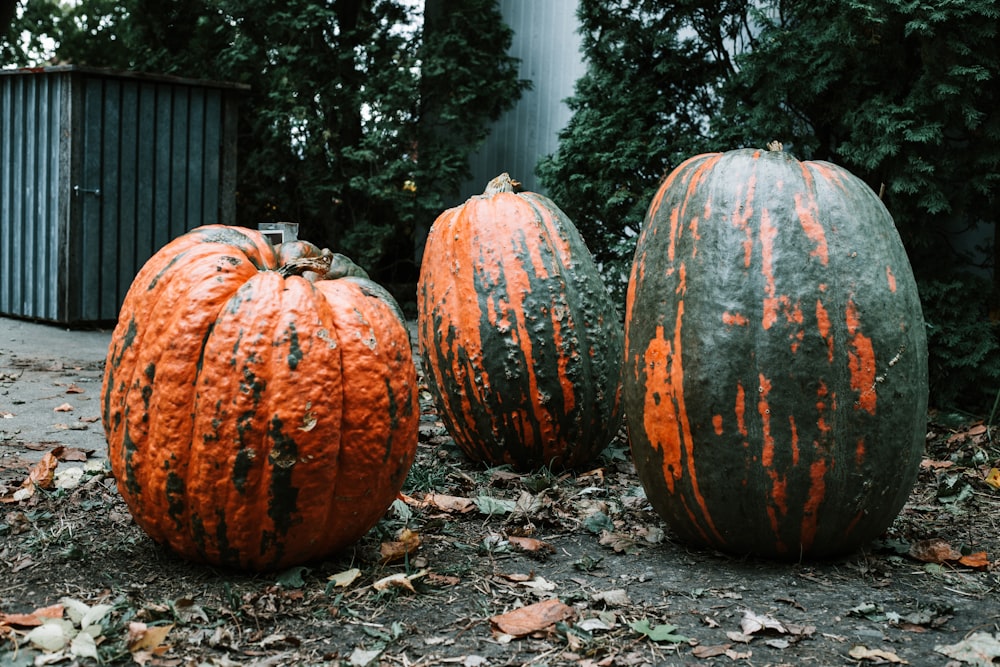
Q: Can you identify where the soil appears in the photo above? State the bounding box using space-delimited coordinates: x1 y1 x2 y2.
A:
1 317 999 667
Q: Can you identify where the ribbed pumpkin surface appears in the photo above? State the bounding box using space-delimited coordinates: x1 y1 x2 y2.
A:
101 225 418 571
624 149 928 559
418 175 623 470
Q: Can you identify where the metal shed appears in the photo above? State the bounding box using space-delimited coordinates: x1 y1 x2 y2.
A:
0 66 248 325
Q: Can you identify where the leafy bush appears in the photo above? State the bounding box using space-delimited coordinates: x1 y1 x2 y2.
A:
919 275 1000 416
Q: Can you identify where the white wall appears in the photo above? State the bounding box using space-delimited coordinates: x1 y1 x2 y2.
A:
458 0 585 201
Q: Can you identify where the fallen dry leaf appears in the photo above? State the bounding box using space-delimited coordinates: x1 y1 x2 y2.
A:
65 383 85 394
958 551 990 570
328 568 362 588
23 451 59 492
984 468 1000 490
692 644 732 658
920 459 954 470
591 589 630 607
909 538 961 564
425 572 461 587
372 568 427 593
489 598 575 638
0 603 64 628
380 528 422 563
741 610 787 635
54 402 74 412
127 621 174 652
848 645 908 664
508 536 554 553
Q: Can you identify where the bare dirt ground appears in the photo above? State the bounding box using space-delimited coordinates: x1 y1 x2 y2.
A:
1 316 999 667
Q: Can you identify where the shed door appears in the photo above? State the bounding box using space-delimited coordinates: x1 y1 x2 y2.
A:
72 74 227 322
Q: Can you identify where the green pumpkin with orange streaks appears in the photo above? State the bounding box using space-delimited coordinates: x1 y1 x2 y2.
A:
418 174 623 470
102 225 418 571
624 148 928 559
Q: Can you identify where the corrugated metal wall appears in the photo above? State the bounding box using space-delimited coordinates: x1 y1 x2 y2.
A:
0 66 245 324
459 0 585 200
0 71 64 323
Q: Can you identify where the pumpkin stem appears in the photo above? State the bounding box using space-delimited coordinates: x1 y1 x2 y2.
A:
278 255 331 278
766 140 784 152
484 173 522 196
325 252 370 280
277 248 371 281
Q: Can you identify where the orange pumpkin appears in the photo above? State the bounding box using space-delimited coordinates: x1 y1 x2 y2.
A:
101 225 418 571
418 174 623 470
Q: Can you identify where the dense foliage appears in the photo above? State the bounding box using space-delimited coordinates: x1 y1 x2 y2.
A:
539 0 1000 414
2 0 528 301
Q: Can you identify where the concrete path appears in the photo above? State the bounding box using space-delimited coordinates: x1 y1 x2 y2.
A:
0 317 113 465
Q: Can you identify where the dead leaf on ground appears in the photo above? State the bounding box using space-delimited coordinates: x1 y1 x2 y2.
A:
9 451 62 500
935 632 1000 665
54 402 74 412
56 447 92 462
598 530 639 554
910 538 962 564
848 645 908 664
692 644 732 658
909 538 988 569
0 603 65 628
127 620 174 655
921 459 954 470
425 572 461 587
958 551 990 570
984 468 1000 490
65 383 85 394
508 536 554 554
404 492 477 514
372 568 427 593
328 568 362 589
489 598 575 638
380 528 422 563
591 589 630 607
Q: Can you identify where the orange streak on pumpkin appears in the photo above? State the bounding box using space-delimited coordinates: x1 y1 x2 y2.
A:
722 311 748 326
531 200 578 420
800 459 828 551
788 416 800 465
735 382 747 439
730 173 757 269
759 208 779 330
712 414 724 435
759 373 787 547
815 381 832 438
641 316 722 543
426 205 488 450
815 299 834 363
845 299 877 415
855 437 866 466
758 374 775 467
497 197 549 456
793 170 830 266
667 207 681 264
886 265 897 293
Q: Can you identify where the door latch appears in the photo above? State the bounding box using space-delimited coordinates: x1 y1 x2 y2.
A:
73 185 102 197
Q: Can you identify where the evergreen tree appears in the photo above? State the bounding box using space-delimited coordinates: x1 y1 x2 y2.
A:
540 0 1000 413
3 0 528 298
537 0 750 294
716 0 1000 413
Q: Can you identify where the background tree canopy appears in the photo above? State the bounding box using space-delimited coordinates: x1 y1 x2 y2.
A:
1 0 528 310
538 0 999 414
4 0 997 413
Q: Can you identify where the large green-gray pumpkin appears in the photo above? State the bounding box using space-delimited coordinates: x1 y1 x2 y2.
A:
624 148 928 559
